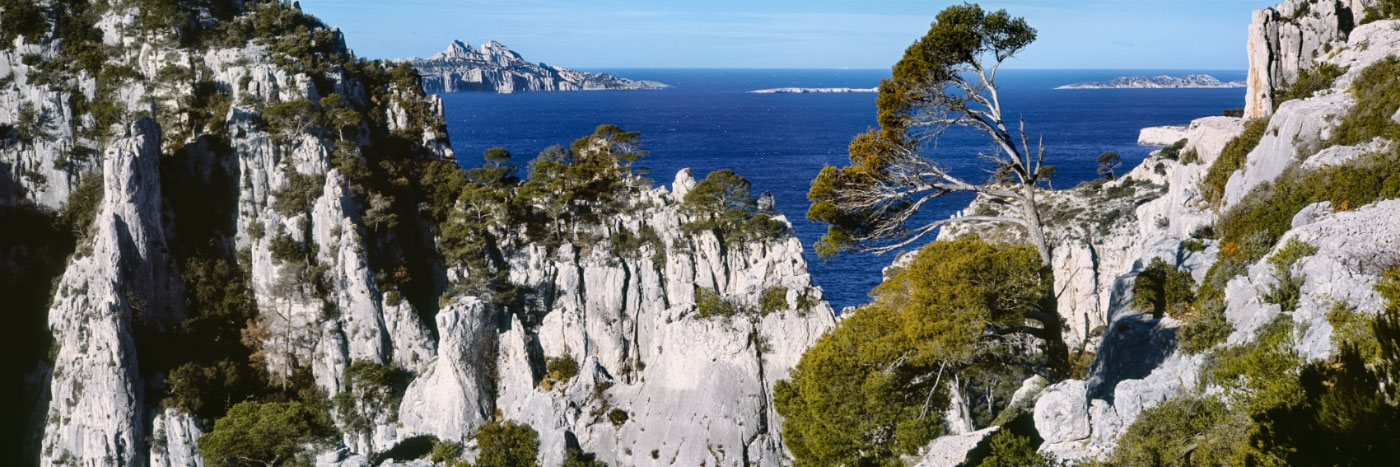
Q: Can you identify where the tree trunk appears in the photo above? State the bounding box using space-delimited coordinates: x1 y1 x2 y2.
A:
1019 183 1051 265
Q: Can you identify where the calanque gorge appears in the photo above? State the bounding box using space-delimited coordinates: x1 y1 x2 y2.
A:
3 0 1400 465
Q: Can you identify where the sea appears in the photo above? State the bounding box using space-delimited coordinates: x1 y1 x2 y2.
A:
438 69 1247 311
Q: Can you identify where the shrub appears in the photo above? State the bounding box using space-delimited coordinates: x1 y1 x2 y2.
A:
1274 62 1346 107
1132 258 1197 318
332 360 411 434
980 430 1052 467
428 438 465 465
1180 148 1199 164
1328 56 1400 146
268 233 304 264
543 354 579 390
1178 301 1232 354
682 169 788 243
1182 239 1206 252
475 420 540 467
1221 108 1245 118
794 287 819 314
1157 139 1187 161
759 286 790 316
271 171 324 217
1111 396 1248 466
1206 316 1303 414
1261 239 1318 311
693 287 742 319
198 400 338 467
1202 118 1269 207
60 172 105 244
608 408 629 428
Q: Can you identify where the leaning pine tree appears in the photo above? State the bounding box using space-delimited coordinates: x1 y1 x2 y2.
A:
807 3 1052 264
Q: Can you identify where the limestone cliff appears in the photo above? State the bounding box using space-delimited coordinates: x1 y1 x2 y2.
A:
2 2 827 466
407 40 667 94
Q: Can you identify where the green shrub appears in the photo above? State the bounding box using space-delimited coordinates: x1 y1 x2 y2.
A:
428 438 464 465
694 287 743 319
795 287 819 314
682 169 788 243
268 233 304 264
1274 63 1346 107
1202 118 1269 207
980 430 1052 467
1111 396 1248 466
759 286 790 316
1206 316 1303 414
1132 258 1197 318
1177 301 1232 354
198 400 338 467
271 171 324 217
1157 139 1187 161
607 408 629 428
60 172 105 244
1328 56 1400 147
475 419 540 467
1261 239 1318 311
543 354 579 390
1182 239 1206 252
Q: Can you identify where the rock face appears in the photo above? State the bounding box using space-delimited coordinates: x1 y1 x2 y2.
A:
407 40 667 94
1244 0 1376 118
4 4 831 466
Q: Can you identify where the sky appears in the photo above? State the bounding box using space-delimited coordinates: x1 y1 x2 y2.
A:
296 0 1280 70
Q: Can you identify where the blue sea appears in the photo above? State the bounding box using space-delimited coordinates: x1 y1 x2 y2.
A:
438 69 1246 311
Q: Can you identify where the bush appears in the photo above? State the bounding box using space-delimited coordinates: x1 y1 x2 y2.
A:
981 430 1052 467
1111 396 1248 466
759 286 790 316
271 171 324 217
474 420 540 467
1182 239 1206 252
1177 301 1232 354
333 360 411 434
608 408 629 428
1202 118 1269 207
1157 139 1187 161
1328 56 1400 146
428 438 465 465
1274 62 1346 107
198 400 338 467
1261 239 1318 311
543 354 579 390
1206 316 1303 414
693 287 743 319
682 169 788 243
1132 258 1197 318
268 233 304 264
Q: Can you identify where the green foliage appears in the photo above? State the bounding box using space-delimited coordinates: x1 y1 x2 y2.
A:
428 438 465 465
474 419 540 467
563 447 606 467
1157 139 1188 161
608 408 629 428
759 286 790 316
683 169 788 243
1275 62 1346 107
1202 117 1269 207
807 4 1043 260
1111 396 1249 466
271 171 324 217
333 360 411 435
775 236 1057 465
1206 316 1304 414
515 125 650 247
1181 238 1206 252
980 430 1052 467
543 354 579 390
1132 258 1197 318
262 99 318 144
198 400 338 467
268 233 304 264
1261 239 1318 311
60 172 104 244
1328 56 1400 146
1177 300 1233 354
693 287 744 320
0 0 46 45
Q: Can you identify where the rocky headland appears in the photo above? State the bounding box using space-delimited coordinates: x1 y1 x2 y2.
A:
1056 73 1245 90
406 40 667 94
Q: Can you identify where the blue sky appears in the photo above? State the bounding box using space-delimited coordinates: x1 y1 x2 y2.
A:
297 0 1278 69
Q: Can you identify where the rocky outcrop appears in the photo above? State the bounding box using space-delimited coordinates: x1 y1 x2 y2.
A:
407 40 666 94
1057 74 1244 90
1244 0 1376 118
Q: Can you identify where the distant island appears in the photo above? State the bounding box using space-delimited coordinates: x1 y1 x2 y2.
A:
405 40 667 94
749 87 878 94
1055 73 1245 90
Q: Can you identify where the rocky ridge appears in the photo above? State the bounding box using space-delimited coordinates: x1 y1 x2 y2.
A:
407 40 667 94
1 2 827 466
1054 74 1244 90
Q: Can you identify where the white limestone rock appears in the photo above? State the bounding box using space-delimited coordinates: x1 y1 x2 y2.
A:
912 426 1000 467
149 408 205 467
397 297 497 444
1137 125 1188 146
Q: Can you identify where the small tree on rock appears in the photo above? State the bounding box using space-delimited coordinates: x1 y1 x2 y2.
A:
198 400 337 467
1097 151 1122 179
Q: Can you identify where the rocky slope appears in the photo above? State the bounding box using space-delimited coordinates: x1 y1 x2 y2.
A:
919 1 1400 463
407 40 667 94
2 2 827 466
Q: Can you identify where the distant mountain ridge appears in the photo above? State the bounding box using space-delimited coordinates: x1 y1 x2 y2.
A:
406 40 667 94
1055 73 1246 90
